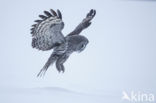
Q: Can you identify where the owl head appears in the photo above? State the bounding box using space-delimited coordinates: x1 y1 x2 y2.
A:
67 35 89 52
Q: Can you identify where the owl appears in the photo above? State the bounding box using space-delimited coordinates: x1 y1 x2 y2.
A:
31 9 96 77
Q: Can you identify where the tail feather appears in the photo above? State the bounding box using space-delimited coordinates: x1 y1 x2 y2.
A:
37 53 59 77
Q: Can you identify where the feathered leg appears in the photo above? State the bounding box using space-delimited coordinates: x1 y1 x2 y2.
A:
56 54 69 73
37 53 59 77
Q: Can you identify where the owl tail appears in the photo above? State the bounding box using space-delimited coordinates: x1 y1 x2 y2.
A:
37 53 59 77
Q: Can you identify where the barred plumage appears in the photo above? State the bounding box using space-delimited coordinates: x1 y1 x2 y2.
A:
31 9 64 51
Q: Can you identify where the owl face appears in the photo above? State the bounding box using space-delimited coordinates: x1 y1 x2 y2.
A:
66 35 89 53
76 39 89 53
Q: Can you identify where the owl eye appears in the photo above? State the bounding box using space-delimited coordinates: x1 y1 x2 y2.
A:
81 44 85 49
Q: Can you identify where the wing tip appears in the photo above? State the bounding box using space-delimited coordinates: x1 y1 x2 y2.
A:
57 9 62 19
33 9 62 24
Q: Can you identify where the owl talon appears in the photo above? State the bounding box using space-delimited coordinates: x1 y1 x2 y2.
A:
57 69 61 73
61 68 65 73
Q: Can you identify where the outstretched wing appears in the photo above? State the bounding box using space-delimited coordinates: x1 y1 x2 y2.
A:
67 9 96 36
31 9 65 51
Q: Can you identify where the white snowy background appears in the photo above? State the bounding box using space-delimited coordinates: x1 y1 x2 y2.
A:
0 0 156 103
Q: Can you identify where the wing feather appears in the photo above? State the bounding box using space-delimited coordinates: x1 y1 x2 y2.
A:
57 9 62 19
44 10 52 17
31 9 65 51
67 9 96 36
39 15 47 19
50 9 57 16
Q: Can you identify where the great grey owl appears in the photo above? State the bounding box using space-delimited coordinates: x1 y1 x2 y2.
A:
31 9 96 77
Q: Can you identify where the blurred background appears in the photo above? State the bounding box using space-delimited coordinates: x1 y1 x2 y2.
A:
0 0 155 102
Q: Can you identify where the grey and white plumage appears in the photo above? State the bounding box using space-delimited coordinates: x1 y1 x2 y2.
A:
31 9 96 77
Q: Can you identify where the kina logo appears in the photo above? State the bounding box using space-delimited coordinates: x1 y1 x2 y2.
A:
122 91 155 102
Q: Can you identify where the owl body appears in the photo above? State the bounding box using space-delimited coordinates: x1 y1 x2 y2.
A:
31 9 96 77
48 35 89 73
